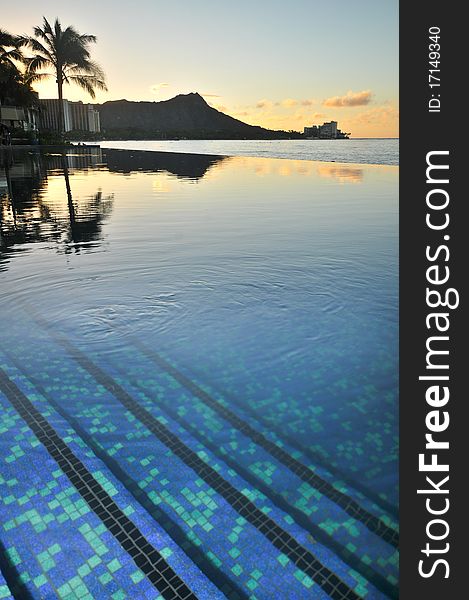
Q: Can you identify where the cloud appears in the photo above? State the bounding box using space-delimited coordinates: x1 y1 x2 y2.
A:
349 105 399 125
303 112 326 125
281 98 298 107
207 101 227 112
323 90 373 108
256 98 319 110
150 82 170 94
256 99 273 109
202 93 221 98
257 98 314 110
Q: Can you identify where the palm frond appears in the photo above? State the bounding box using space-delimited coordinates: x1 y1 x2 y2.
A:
68 74 107 97
77 34 97 45
42 17 54 38
32 22 52 45
67 75 97 98
0 28 20 49
0 49 23 66
65 60 105 80
25 71 54 83
21 36 55 64
24 55 51 73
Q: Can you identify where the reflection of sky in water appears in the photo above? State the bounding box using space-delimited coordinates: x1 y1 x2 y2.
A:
316 164 364 184
0 149 398 598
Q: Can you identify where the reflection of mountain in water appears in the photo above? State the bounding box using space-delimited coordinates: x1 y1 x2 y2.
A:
102 148 226 180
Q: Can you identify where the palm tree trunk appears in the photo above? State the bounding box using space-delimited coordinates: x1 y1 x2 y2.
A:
61 154 77 241
57 69 64 136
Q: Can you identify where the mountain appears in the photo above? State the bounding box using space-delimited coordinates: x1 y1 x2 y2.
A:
97 93 297 139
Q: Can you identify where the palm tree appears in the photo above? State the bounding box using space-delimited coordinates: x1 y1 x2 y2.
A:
21 17 107 134
1 29 22 90
1 29 26 106
0 69 39 107
0 29 23 71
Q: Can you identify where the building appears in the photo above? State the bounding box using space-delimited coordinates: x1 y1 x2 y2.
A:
39 99 72 132
69 101 101 133
39 99 100 133
303 120 349 139
0 105 39 133
303 125 319 138
320 121 338 138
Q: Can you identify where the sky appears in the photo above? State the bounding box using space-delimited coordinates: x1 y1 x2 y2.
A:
3 0 399 137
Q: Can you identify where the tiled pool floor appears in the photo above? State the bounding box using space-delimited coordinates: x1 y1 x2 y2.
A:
0 148 398 598
0 314 398 599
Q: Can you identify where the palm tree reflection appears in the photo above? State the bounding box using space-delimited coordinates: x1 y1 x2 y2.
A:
61 154 113 253
1 146 224 268
0 149 113 267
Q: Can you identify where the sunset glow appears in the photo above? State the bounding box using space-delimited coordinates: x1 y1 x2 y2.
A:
2 0 398 137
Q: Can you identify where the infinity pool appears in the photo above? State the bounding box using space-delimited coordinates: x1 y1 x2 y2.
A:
0 147 398 599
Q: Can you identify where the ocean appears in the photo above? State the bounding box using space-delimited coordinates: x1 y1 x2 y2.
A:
94 138 399 166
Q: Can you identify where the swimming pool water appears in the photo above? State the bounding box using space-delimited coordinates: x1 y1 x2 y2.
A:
0 148 398 599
